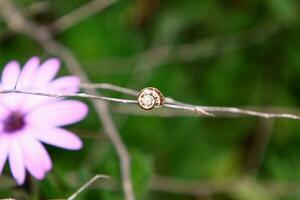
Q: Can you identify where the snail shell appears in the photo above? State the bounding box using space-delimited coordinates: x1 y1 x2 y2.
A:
137 87 164 110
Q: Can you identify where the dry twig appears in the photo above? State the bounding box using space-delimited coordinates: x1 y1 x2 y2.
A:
80 83 300 120
0 89 213 116
3 87 300 120
68 175 109 200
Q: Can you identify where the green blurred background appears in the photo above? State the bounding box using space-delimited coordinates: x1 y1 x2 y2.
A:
1 0 300 199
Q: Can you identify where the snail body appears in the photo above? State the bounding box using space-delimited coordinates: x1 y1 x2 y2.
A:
137 87 164 110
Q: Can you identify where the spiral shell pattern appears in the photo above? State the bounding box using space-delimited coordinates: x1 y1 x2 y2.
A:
137 87 164 110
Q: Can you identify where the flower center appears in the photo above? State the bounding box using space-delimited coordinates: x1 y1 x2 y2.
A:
3 111 26 133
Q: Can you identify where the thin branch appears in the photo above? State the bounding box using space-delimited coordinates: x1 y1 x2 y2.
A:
0 89 211 116
2 85 300 120
51 0 118 33
0 2 135 200
0 89 138 104
80 83 139 96
163 103 214 116
80 82 300 120
68 175 109 200
80 82 206 107
197 106 300 120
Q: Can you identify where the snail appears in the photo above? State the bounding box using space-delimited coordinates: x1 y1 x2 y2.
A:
137 87 164 110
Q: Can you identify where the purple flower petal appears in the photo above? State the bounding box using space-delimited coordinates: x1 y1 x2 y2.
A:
19 135 47 180
17 56 40 89
27 100 88 126
0 137 9 174
19 96 52 113
34 139 52 172
1 57 40 109
34 58 60 85
20 76 80 112
9 139 26 185
49 76 80 93
32 127 83 150
1 60 20 89
0 104 9 120
0 94 28 110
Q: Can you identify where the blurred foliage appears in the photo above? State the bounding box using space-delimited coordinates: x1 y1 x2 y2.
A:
1 0 300 199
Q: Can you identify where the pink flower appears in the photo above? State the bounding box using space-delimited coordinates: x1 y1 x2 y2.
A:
0 57 88 185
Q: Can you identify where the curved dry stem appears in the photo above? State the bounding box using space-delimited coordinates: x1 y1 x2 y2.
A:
68 175 109 200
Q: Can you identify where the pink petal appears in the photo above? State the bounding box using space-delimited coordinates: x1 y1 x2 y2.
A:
27 100 88 126
19 95 52 113
0 137 9 174
20 134 52 172
2 57 39 109
0 103 9 120
1 60 21 89
34 58 60 85
9 140 26 185
32 127 82 150
33 139 52 172
17 56 40 90
20 76 80 112
49 76 80 93
0 93 28 110
19 135 47 180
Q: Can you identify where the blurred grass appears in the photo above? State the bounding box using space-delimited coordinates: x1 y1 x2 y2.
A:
1 0 300 199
